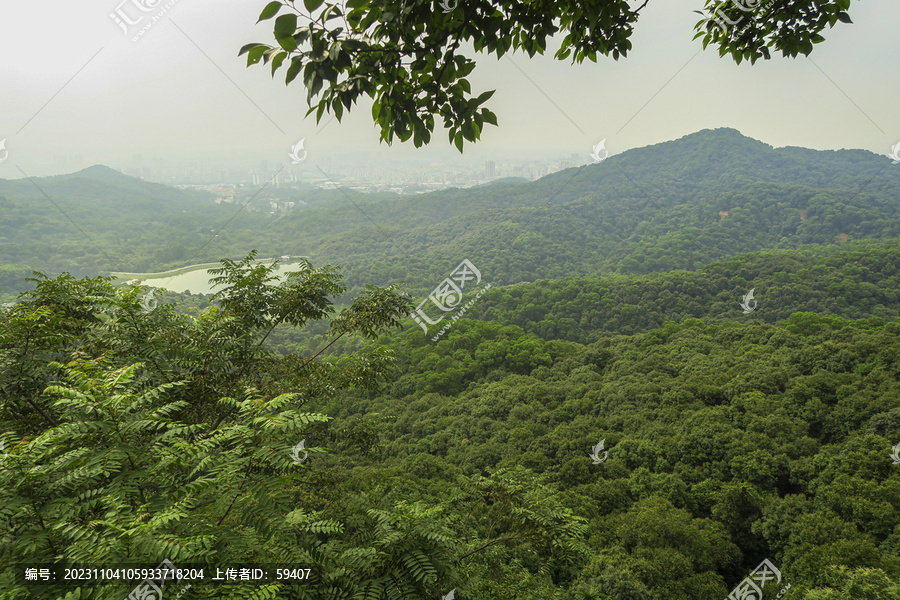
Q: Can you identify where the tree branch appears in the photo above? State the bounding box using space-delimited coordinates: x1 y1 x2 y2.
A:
456 535 524 561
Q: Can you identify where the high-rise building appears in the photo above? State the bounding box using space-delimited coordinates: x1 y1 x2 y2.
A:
485 160 496 179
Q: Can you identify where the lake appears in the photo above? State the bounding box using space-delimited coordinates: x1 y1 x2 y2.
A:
110 258 307 295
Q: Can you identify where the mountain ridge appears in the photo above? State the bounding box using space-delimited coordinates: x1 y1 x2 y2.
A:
3 128 900 292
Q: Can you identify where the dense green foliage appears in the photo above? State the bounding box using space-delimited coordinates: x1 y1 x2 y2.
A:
0 166 214 277
0 256 587 600
470 239 900 342
2 243 900 598
330 311 900 599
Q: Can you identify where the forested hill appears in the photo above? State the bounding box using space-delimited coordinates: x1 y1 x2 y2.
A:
325 309 900 599
0 166 217 278
3 129 900 298
535 126 899 207
277 127 900 241
0 165 215 245
264 128 900 293
459 239 900 343
0 165 212 216
3 251 900 599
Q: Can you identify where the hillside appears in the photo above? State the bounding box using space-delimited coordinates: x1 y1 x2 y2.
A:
0 166 219 279
3 257 899 599
322 310 900 599
463 239 900 343
3 129 899 300
0 165 212 215
287 129 900 293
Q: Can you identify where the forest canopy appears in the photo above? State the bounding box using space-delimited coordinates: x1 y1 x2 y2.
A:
1 248 899 599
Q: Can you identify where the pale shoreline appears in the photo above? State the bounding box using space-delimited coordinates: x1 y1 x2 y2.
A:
108 257 301 280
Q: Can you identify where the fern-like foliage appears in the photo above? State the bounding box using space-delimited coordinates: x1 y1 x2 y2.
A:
0 254 588 599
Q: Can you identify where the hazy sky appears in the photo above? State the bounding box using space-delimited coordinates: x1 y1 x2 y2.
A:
1 0 898 177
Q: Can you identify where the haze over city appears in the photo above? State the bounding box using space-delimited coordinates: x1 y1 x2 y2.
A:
1 0 898 187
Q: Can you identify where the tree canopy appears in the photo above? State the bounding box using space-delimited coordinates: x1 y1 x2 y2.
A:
3 245 900 599
0 254 588 600
241 0 857 150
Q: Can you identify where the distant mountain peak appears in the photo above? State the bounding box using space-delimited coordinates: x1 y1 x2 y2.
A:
70 164 135 182
670 127 770 147
695 127 745 136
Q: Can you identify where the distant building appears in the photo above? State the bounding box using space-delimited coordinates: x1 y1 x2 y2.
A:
528 165 548 180
211 188 235 204
485 160 496 179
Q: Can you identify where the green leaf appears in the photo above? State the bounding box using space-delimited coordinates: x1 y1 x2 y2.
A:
247 45 269 66
257 1 283 22
238 43 266 57
304 0 325 12
475 90 496 105
322 4 343 21
278 34 298 52
285 57 304 84
273 13 298 40
271 51 287 75
461 121 474 141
